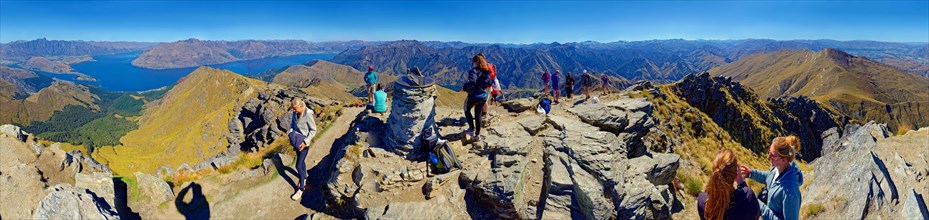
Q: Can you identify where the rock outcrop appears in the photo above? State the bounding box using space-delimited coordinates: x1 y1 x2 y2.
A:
673 72 843 160
135 172 175 204
1 125 121 219
805 123 929 219
34 184 120 220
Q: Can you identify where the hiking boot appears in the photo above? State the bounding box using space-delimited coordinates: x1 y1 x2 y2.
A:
474 135 483 142
291 190 303 201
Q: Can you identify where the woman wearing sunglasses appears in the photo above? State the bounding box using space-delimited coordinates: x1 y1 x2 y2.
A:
740 136 804 220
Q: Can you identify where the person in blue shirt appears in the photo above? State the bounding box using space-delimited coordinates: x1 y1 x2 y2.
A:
373 84 387 113
740 136 804 220
364 65 378 104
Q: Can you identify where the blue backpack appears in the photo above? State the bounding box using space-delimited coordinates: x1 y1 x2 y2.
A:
540 98 552 114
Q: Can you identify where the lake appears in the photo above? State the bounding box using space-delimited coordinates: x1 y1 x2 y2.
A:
68 52 336 92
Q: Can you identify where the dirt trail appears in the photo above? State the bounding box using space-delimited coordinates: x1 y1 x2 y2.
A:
135 107 365 219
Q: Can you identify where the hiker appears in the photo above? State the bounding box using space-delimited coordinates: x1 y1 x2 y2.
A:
582 70 593 99
740 136 804 220
565 72 575 99
483 57 499 115
373 84 387 113
364 65 378 104
462 54 494 142
551 70 561 103
698 149 761 220
600 73 610 95
288 98 318 201
542 70 551 94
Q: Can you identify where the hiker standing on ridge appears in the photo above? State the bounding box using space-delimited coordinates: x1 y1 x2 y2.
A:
565 72 575 99
542 69 551 95
462 53 494 142
364 65 378 105
288 98 318 201
551 70 561 103
582 70 593 99
740 136 804 220
600 73 610 95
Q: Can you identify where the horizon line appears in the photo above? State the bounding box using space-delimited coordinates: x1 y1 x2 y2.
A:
3 37 928 45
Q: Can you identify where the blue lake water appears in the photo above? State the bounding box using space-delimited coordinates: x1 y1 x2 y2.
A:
67 52 336 92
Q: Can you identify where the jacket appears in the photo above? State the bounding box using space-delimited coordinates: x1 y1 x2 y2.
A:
750 162 804 220
365 71 378 85
288 109 318 148
463 67 493 100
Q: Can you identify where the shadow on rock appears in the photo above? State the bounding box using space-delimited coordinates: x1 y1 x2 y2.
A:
176 182 210 220
112 177 142 220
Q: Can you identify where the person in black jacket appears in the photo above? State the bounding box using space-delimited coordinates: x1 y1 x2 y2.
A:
698 149 761 220
565 72 575 99
461 53 494 142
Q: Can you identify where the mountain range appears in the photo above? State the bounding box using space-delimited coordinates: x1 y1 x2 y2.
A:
329 39 928 89
131 39 379 69
0 38 156 64
711 48 929 132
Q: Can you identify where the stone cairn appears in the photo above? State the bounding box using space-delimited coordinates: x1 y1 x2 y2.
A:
385 75 437 159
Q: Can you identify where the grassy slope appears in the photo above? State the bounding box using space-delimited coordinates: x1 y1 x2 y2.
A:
0 81 99 125
95 67 265 175
711 49 929 132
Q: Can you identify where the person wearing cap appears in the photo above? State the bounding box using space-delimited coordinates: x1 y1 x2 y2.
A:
581 70 593 99
364 65 379 105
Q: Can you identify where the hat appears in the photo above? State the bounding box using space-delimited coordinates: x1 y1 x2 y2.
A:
583 70 588 73
368 65 374 71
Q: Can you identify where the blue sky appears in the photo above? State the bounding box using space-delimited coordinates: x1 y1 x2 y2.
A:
1 1 927 43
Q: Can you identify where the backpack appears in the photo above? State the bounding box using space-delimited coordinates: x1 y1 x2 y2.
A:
429 140 461 174
538 98 552 114
421 126 462 174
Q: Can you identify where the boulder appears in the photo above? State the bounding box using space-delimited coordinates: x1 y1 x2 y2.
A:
805 122 898 220
135 172 174 204
502 98 535 113
34 184 119 220
903 189 929 220
626 153 680 186
0 124 26 141
460 121 534 219
74 172 116 206
0 134 47 219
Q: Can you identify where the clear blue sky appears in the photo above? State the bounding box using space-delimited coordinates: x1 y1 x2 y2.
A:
1 1 927 43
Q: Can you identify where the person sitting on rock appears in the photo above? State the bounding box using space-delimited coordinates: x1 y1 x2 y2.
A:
373 84 387 113
698 149 760 220
461 53 494 142
288 98 318 201
740 136 804 220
